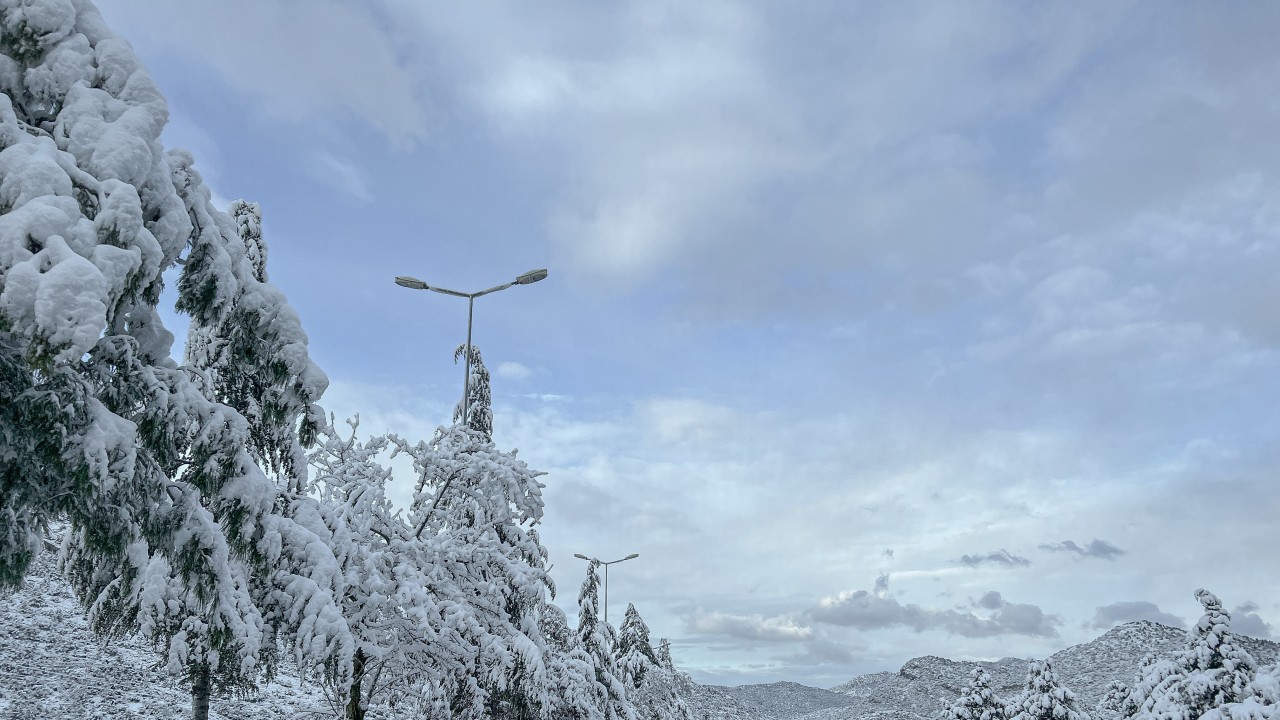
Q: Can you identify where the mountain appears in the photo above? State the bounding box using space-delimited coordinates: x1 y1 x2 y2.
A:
684 622 1280 720
702 681 858 718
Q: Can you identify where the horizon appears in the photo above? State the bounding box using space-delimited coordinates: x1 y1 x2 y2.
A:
82 0 1280 687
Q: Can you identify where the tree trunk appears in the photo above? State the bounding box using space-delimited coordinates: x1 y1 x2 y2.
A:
191 663 211 720
346 648 366 720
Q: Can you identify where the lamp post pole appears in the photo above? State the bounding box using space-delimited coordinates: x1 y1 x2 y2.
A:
394 268 547 428
574 552 639 624
395 268 547 536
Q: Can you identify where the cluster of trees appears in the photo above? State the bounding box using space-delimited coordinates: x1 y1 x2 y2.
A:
0 1 692 718
941 591 1279 720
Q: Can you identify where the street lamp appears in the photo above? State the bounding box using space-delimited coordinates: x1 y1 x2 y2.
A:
395 268 547 537
574 552 639 624
394 268 547 428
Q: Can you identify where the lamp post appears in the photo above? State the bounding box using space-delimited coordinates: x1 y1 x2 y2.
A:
574 552 638 624
395 268 547 537
394 268 547 428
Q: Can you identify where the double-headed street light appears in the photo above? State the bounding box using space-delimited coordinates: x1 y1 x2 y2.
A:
574 552 639 624
394 268 547 428
395 268 547 536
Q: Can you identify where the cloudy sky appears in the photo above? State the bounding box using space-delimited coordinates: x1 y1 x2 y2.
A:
92 1 1280 687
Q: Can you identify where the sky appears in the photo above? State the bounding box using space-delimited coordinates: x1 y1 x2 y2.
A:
89 0 1280 688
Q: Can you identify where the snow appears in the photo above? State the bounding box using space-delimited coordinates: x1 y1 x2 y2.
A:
0 544 330 720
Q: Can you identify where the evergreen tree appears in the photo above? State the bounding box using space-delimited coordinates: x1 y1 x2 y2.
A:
617 603 660 688
578 560 636 720
0 3 352 718
616 603 691 720
1182 590 1259 712
942 668 1007 720
1094 680 1129 720
452 343 493 439
180 191 326 490
1132 590 1261 720
541 603 606 719
1006 659 1090 720
655 638 676 671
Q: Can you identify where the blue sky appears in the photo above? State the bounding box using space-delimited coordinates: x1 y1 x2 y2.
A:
94 0 1279 687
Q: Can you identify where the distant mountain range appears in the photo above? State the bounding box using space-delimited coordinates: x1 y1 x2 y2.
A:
688 622 1280 720
2 546 1275 720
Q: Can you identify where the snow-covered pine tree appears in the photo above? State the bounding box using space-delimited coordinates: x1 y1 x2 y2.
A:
1182 590 1259 713
617 603 659 687
1125 652 1186 720
541 603 607 719
1006 659 1090 720
0 2 353 718
942 668 1007 720
452 343 492 439
578 560 637 720
1132 590 1262 720
1093 680 1129 720
655 638 675 671
180 193 326 491
615 603 691 720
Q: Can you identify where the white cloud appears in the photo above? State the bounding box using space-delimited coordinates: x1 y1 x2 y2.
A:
496 361 533 381
95 0 428 144
1090 601 1187 630
686 610 813 642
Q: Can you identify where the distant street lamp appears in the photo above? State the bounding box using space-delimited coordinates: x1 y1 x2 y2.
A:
394 268 547 427
574 552 639 624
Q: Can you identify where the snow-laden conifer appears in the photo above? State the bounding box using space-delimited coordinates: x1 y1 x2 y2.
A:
656 638 676 671
616 603 692 720
1094 680 1130 720
617 603 660 687
942 668 1007 720
0 2 352 717
578 560 637 720
180 192 327 490
452 343 493 439
541 603 606 719
1131 590 1264 720
1006 659 1090 720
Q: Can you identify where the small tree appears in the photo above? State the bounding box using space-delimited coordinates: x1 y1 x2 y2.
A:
1132 590 1261 720
942 668 1007 720
1182 590 1259 713
615 603 691 720
1094 680 1129 720
578 560 636 720
1006 659 1090 720
452 344 493 439
308 417 488 720
617 603 660 688
392 391 552 718
541 604 606 720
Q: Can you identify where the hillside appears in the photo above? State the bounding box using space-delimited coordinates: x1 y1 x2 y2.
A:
685 622 1279 720
4 544 1277 720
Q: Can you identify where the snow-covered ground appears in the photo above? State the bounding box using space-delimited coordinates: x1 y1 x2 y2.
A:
0 545 332 720
5 540 1278 720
